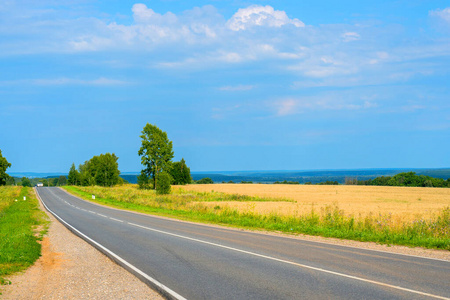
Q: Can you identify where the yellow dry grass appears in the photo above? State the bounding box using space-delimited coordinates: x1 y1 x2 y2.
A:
175 184 450 221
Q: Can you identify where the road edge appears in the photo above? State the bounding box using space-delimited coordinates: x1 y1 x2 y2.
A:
35 187 186 300
60 187 450 262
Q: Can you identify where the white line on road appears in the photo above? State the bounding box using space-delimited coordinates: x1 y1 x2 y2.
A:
36 189 186 300
127 222 450 300
109 217 124 223
41 187 450 299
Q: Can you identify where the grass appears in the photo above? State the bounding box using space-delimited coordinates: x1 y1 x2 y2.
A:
64 184 450 250
178 184 450 222
0 187 49 288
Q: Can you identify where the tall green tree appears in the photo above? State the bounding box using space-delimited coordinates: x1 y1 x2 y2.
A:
67 163 80 185
0 149 12 186
138 123 174 189
93 153 120 187
170 158 192 185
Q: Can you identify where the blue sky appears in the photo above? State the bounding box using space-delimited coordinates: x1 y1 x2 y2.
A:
1 0 449 173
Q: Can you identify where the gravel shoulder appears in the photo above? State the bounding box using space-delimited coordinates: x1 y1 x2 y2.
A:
1 198 163 300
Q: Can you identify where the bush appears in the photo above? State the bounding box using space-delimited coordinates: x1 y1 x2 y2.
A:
137 171 152 190
156 172 172 195
21 177 32 187
197 177 214 184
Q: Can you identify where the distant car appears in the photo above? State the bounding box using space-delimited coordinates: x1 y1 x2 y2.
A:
36 183 44 187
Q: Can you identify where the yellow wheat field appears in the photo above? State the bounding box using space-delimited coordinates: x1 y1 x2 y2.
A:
175 184 450 221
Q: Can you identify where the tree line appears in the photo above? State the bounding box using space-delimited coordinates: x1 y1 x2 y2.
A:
351 172 450 188
18 176 67 187
66 123 192 194
67 153 123 187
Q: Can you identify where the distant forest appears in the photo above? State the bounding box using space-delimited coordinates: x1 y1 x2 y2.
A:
188 168 450 186
350 172 450 188
10 168 450 188
121 169 450 188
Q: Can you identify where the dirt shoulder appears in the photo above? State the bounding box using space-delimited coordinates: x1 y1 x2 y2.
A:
1 199 162 300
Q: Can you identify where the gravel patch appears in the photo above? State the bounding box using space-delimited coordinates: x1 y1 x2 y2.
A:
1 201 163 300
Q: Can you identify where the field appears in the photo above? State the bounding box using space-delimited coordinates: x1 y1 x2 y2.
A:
176 184 450 222
66 184 450 249
0 187 48 288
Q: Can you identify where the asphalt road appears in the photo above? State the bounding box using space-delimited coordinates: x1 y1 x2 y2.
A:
36 187 450 300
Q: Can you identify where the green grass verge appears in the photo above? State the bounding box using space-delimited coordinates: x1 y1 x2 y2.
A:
0 187 49 289
63 186 450 250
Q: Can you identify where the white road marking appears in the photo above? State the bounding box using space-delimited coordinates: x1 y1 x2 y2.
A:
109 217 124 223
128 222 450 300
36 188 186 300
41 187 450 300
97 213 107 218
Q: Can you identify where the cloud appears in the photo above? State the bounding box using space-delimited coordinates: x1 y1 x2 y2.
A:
0 77 130 86
342 32 360 42
273 95 378 117
1 2 449 92
218 85 255 91
132 3 178 24
226 5 305 31
429 7 450 23
276 99 297 116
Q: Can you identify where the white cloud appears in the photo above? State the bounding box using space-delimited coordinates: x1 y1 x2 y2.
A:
132 4 178 25
0 77 130 86
227 5 304 31
342 32 360 42
273 95 379 117
401 104 426 112
0 2 448 92
429 7 450 23
368 51 389 64
276 99 297 116
218 85 255 91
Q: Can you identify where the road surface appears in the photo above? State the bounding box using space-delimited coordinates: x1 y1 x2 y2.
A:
36 187 450 300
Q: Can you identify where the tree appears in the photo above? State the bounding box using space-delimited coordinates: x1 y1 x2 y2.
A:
0 149 12 186
138 123 174 190
77 153 121 187
78 161 93 186
170 158 192 185
156 171 172 195
58 175 67 186
21 177 32 187
6 176 15 186
50 177 59 186
68 163 80 185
